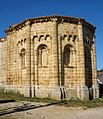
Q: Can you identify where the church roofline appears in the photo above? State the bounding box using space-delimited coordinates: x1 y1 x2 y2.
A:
5 15 96 33
0 37 7 42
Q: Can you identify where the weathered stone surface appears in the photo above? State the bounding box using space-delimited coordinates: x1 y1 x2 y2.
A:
0 15 99 100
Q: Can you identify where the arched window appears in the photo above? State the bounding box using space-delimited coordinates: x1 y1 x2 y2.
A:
20 49 26 68
38 45 48 66
63 45 73 66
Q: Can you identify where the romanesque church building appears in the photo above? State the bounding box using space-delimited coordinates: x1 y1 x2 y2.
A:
0 15 99 100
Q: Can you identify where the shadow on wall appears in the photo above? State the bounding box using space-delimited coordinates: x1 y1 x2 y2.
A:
84 45 93 100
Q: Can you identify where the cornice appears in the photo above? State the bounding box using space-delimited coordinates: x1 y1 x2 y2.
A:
5 15 96 33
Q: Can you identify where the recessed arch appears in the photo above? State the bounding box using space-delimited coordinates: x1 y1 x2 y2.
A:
24 38 26 43
21 39 23 45
68 35 72 41
32 35 38 42
45 35 51 41
63 44 73 66
63 34 68 41
17 41 20 46
37 44 48 66
73 35 77 43
39 35 44 41
20 48 26 68
33 35 38 40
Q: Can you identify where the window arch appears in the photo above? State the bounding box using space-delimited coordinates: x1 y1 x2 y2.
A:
20 49 26 68
63 45 73 66
37 45 48 66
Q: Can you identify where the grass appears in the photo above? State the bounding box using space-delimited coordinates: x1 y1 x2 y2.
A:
58 98 103 108
1 90 103 119
0 89 57 103
1 89 103 108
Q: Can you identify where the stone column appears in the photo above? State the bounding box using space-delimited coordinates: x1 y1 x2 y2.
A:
91 35 99 98
33 49 38 97
77 21 88 100
50 18 61 99
51 18 58 86
31 37 35 97
25 21 32 97
6 35 11 89
58 36 64 99
58 36 62 87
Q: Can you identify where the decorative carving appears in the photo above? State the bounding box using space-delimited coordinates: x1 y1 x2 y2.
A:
17 38 26 46
24 38 26 43
62 34 77 44
63 35 68 41
68 35 72 41
45 35 51 41
39 35 44 41
21 40 23 45
33 36 38 42
33 34 51 42
72 35 77 43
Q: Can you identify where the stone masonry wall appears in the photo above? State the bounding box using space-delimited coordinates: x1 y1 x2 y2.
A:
0 15 99 100
0 39 7 88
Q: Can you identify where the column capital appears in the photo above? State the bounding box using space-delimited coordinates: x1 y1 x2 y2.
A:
25 21 31 26
52 18 58 22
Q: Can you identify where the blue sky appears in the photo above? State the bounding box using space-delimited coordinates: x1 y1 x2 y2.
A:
0 0 103 70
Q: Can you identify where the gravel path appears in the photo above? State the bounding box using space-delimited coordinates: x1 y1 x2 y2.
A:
0 102 103 119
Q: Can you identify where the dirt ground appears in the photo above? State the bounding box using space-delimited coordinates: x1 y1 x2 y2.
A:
0 102 103 119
